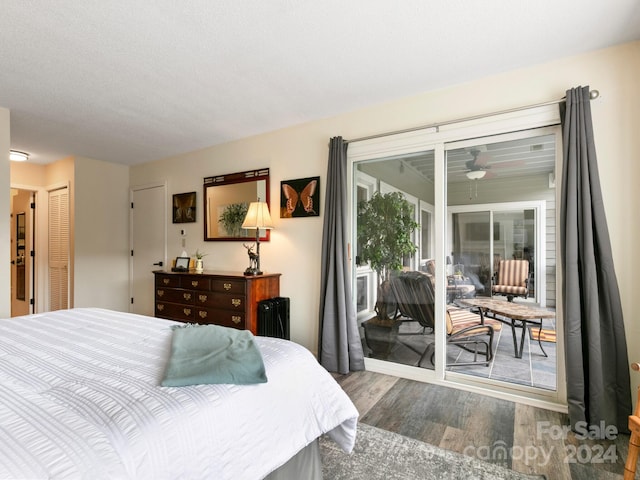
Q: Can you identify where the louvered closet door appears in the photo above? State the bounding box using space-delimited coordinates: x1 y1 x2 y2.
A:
49 187 69 311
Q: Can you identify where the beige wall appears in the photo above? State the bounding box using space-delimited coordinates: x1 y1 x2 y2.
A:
0 107 10 317
131 41 640 395
74 156 130 310
10 161 47 186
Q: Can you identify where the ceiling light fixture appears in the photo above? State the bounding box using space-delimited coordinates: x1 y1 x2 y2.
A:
466 170 486 180
9 150 29 162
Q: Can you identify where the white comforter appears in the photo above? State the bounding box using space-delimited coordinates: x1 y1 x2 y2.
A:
0 308 358 479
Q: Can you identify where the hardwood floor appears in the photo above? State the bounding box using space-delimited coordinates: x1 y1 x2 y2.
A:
334 371 635 479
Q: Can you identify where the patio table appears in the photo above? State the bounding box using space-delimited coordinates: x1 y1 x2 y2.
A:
459 298 556 359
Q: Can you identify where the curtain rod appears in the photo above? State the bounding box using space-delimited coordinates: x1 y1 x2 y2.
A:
344 89 600 144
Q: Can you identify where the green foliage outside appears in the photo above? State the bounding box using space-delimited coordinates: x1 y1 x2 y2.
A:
357 191 418 319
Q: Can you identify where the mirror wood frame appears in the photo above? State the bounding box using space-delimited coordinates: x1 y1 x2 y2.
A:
203 168 271 242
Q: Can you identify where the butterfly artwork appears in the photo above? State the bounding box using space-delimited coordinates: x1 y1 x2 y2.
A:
280 176 320 218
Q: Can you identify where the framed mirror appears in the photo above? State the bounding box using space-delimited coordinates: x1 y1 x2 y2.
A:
204 168 270 241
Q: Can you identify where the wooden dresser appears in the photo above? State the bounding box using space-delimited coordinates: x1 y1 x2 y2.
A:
153 270 280 335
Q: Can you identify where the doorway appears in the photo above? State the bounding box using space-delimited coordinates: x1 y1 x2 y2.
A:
10 188 35 316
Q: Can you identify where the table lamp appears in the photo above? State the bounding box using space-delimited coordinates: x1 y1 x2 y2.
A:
241 200 273 275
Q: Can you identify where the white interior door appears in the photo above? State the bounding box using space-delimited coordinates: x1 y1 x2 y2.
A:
131 183 166 316
48 187 69 311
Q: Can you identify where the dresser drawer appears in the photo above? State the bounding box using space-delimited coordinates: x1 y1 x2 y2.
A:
212 293 245 311
193 291 245 309
156 274 180 288
184 277 211 291
195 308 246 329
156 302 195 321
211 278 245 295
156 288 195 305
193 291 214 306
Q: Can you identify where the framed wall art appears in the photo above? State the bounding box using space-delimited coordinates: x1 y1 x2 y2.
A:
280 176 320 218
173 192 196 223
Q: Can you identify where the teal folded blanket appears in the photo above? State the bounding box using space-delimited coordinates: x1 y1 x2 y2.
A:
161 324 268 387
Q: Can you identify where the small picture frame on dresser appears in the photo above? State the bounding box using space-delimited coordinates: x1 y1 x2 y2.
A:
172 257 190 272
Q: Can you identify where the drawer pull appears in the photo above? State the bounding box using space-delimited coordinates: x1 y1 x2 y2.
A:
198 294 208 302
183 293 192 301
183 308 191 316
223 283 232 290
191 280 199 287
157 290 164 297
231 315 241 324
157 304 165 311
198 311 207 319
231 298 241 307
163 278 170 285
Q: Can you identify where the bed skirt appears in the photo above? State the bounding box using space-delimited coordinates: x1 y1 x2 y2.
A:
263 439 322 480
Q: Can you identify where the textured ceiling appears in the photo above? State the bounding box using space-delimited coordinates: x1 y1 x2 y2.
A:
2 0 640 166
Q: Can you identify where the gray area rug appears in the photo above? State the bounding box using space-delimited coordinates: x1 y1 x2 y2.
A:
320 423 545 480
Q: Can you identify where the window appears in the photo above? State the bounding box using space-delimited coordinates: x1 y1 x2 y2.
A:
355 171 377 319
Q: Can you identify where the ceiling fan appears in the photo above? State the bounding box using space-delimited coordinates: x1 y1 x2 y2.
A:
465 150 491 180
464 148 525 180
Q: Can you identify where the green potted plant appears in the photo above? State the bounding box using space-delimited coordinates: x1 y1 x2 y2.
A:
193 249 208 273
358 191 418 323
219 202 249 237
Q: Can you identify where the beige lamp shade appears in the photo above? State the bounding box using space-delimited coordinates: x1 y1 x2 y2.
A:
241 201 274 230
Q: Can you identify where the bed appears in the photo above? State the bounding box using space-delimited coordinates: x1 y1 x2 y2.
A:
0 308 358 479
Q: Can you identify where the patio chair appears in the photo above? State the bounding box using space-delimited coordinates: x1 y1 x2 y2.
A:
390 271 501 367
492 259 531 302
422 259 476 302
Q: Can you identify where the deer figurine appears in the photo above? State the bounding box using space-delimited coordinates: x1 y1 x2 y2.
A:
243 243 260 274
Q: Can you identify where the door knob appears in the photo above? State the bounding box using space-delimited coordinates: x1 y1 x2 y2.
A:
153 261 164 267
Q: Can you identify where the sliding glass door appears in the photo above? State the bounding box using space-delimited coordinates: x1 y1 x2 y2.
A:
348 104 564 404
445 132 556 391
493 209 537 299
354 150 438 371
450 207 540 303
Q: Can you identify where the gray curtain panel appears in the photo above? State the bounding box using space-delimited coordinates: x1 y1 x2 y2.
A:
318 137 365 373
560 86 631 431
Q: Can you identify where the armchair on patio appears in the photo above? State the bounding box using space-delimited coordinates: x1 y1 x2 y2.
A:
423 258 476 302
390 271 501 367
492 259 531 302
